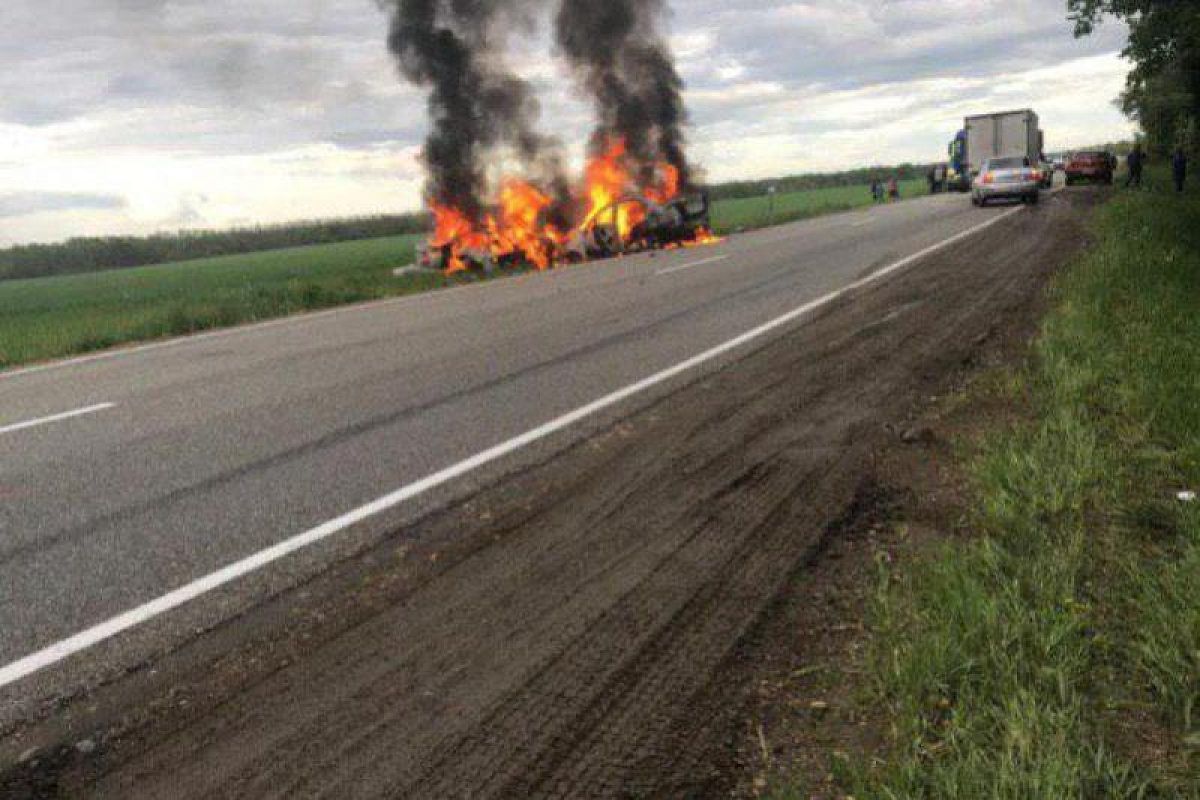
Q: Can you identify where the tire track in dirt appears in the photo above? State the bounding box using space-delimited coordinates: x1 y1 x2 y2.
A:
476 211 1055 799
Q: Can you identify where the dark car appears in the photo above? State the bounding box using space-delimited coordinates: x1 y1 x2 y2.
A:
1065 151 1114 185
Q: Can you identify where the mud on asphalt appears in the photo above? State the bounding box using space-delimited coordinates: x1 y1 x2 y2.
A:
1 189 1104 799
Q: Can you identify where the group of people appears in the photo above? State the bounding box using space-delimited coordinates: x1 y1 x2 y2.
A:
870 177 900 203
1123 143 1189 193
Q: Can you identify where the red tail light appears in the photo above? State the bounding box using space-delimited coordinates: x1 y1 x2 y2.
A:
982 173 994 185
1030 170 1042 182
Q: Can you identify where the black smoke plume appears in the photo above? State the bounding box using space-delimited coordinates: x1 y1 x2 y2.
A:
382 0 558 222
554 0 691 189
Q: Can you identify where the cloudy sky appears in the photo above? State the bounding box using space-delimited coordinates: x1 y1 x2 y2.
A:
1 0 1132 246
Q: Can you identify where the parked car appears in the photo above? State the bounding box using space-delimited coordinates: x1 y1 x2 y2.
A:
971 156 1043 206
1038 158 1055 188
1064 151 1114 185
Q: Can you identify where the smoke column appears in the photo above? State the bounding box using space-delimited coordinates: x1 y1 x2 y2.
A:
382 0 555 221
554 0 691 188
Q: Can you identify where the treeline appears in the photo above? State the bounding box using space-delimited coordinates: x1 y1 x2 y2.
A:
1 164 938 282
706 164 934 202
1070 0 1198 158
0 213 428 282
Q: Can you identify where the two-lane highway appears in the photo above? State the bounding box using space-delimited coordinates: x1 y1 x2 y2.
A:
0 192 1021 714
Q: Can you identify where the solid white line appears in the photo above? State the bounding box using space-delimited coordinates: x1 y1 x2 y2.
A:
656 254 730 276
0 204 1025 690
0 403 116 437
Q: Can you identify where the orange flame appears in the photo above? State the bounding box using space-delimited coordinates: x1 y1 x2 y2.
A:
425 136 716 274
494 180 555 270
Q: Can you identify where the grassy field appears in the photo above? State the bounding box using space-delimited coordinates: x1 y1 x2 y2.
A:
710 178 925 234
838 174 1200 795
0 234 442 369
0 180 931 370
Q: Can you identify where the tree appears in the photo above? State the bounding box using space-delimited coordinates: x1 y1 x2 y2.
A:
1069 0 1200 155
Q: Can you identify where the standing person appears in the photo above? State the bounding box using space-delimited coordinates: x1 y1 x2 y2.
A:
927 167 937 195
870 178 880 204
887 176 899 202
1126 144 1144 189
1173 147 1188 193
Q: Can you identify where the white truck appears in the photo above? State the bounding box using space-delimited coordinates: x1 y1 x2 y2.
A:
964 109 1042 177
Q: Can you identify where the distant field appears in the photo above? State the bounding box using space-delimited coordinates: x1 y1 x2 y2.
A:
710 179 926 233
0 234 436 369
0 180 932 369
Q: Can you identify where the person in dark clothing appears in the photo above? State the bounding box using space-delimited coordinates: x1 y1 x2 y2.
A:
1174 148 1188 193
1126 144 1144 188
927 167 937 195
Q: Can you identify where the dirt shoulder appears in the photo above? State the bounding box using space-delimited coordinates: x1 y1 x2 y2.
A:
0 189 1102 799
720 225 1066 797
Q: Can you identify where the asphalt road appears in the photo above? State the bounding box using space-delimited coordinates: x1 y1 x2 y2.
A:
0 192 1016 715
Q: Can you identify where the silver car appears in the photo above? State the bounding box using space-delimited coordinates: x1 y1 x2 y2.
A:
971 156 1043 206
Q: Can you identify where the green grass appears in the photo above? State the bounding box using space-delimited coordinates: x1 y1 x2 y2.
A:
0 180 934 370
0 234 450 369
833 173 1200 796
710 179 926 234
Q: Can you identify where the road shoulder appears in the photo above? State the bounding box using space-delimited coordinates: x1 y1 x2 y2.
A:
1 190 1101 799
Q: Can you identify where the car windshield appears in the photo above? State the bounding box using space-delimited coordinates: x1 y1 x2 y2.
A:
988 157 1028 170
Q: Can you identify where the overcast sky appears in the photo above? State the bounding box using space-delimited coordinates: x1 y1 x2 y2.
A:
1 0 1132 246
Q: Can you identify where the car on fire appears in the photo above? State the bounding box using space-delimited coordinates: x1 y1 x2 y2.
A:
417 190 713 272
562 191 712 262
1064 150 1115 185
417 240 496 273
971 156 1043 206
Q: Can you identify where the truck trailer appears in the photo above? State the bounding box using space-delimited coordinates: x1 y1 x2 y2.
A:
964 109 1041 175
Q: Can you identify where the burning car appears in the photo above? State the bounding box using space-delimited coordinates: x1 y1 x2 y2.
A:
563 191 712 262
415 139 718 275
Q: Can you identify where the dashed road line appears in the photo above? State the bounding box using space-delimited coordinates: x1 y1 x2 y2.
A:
0 403 116 437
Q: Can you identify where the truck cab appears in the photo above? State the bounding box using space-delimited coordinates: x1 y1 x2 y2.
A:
946 130 970 192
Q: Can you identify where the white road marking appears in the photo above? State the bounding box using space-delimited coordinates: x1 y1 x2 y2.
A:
0 403 116 437
0 203 1025 690
656 254 730 276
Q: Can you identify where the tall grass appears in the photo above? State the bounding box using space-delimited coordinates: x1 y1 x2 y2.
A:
0 234 435 369
841 174 1200 796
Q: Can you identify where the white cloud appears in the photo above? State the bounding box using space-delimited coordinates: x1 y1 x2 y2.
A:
0 0 1135 245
